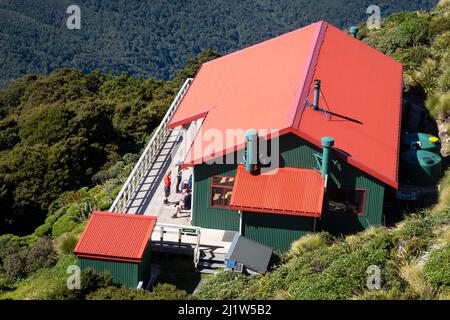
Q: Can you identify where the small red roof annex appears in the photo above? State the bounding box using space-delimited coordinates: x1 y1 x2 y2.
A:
229 165 325 217
74 211 157 263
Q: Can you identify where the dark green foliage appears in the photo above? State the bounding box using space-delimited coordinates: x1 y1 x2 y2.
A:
0 51 211 234
197 209 449 300
196 271 261 300
25 237 58 274
48 268 116 300
1 236 57 281
0 0 438 88
49 268 192 300
88 283 193 300
2 250 29 281
423 246 450 290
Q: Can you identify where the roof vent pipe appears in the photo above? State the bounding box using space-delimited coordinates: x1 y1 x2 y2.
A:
245 129 258 173
321 137 335 178
349 26 359 38
312 80 321 110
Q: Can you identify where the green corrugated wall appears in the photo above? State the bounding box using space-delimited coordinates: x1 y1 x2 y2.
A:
77 241 153 288
191 133 387 250
192 163 240 231
138 242 152 286
243 212 316 251
280 133 385 235
78 258 139 288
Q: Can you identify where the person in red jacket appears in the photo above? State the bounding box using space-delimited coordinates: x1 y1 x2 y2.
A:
163 170 172 205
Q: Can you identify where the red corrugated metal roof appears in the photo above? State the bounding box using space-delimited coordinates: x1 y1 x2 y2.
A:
229 165 325 217
74 211 157 263
167 21 403 189
296 24 403 188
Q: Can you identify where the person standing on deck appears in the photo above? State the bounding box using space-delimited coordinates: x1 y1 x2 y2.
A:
176 163 183 193
163 170 172 205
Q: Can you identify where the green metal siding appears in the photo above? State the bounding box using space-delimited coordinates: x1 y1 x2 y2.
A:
243 212 316 251
139 242 153 286
78 257 139 288
192 163 239 231
280 133 385 235
191 133 387 249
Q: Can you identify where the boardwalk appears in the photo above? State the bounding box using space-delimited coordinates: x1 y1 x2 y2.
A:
124 126 193 225
108 79 233 266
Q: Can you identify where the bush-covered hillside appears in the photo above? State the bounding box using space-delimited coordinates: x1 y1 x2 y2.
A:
0 0 439 88
0 3 449 301
197 209 449 300
0 50 219 235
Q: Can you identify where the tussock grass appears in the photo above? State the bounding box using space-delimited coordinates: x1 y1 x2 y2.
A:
399 260 434 299
289 233 326 256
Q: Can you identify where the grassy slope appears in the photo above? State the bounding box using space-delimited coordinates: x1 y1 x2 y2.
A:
197 208 449 300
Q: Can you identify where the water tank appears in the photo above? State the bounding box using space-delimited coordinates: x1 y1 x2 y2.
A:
399 150 442 186
401 133 441 154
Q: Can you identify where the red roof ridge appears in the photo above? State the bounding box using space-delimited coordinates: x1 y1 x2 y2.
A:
288 21 328 129
166 21 403 189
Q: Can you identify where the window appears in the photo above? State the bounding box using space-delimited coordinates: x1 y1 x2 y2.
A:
211 176 235 208
328 188 366 215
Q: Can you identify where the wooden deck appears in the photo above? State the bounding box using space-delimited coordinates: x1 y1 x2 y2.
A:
108 79 232 268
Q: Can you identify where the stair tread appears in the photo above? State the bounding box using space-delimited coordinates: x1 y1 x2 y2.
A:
197 268 222 275
197 261 226 269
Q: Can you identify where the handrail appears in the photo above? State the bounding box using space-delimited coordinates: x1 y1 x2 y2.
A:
109 78 193 213
156 222 201 231
154 222 202 268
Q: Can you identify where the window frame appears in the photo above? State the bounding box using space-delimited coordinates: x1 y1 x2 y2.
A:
328 188 367 216
210 176 235 209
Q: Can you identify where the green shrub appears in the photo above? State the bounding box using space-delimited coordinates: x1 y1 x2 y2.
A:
3 250 28 281
25 237 58 274
2 236 58 281
110 186 122 200
51 207 79 237
196 271 259 300
48 268 117 300
0 236 21 262
423 246 450 290
426 91 450 119
87 286 152 300
147 283 193 300
86 283 192 300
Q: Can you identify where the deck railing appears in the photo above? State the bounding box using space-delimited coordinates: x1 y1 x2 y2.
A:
154 223 202 268
108 78 193 214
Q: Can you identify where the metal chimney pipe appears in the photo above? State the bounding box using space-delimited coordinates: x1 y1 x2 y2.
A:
312 80 321 110
321 137 335 178
245 129 258 173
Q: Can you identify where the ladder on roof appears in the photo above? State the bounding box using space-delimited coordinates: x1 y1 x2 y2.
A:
108 78 193 214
